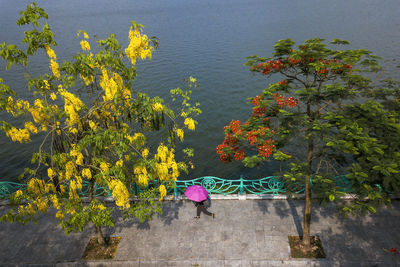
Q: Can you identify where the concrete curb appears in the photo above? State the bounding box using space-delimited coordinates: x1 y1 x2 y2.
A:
7 259 397 267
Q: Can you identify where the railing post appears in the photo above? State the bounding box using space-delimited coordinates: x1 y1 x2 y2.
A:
239 175 246 200
173 181 179 199
239 175 244 195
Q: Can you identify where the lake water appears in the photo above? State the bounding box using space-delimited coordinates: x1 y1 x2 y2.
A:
0 0 399 181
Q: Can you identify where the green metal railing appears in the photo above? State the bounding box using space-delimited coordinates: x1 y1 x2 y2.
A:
0 175 352 199
173 175 306 196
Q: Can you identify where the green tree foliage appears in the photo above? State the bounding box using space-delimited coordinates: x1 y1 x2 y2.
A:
217 38 400 249
0 3 201 245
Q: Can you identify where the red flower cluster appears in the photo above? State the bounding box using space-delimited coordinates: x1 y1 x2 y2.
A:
390 248 399 255
257 139 276 158
277 80 289 86
287 57 300 65
252 95 263 106
216 132 239 163
274 93 298 108
250 60 285 75
252 107 266 117
217 119 276 163
316 59 353 75
229 120 242 135
217 121 243 162
234 150 245 160
274 93 285 108
318 68 328 74
245 126 270 145
286 97 298 108
344 64 352 70
251 95 266 117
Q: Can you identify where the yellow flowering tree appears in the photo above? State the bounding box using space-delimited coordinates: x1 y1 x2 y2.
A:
0 3 201 245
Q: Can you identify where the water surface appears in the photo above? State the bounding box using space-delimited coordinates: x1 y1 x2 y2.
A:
0 0 399 181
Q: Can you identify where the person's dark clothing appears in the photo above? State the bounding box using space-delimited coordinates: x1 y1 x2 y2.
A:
193 200 213 217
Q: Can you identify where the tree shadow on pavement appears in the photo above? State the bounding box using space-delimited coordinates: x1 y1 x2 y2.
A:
256 199 303 236
106 199 184 235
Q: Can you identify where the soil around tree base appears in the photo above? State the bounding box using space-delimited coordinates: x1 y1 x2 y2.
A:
288 235 326 258
82 236 121 260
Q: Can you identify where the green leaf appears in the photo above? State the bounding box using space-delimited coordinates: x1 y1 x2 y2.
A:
367 206 376 213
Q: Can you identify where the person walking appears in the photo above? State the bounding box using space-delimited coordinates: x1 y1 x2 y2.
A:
193 197 214 219
185 185 215 219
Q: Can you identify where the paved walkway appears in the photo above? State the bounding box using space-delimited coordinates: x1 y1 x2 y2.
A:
1 199 400 266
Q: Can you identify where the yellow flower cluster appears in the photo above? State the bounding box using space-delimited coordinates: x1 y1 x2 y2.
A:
92 202 106 211
108 179 130 208
15 190 23 197
50 59 60 79
59 88 85 126
116 159 123 167
29 99 50 126
41 80 50 90
56 210 64 220
5 96 30 116
142 148 149 158
70 146 84 165
88 120 97 130
158 185 167 201
184 118 196 130
50 93 57 100
100 68 121 102
18 203 36 216
82 168 92 179
24 121 38 134
154 144 180 181
125 28 153 65
27 178 45 195
134 165 149 186
34 197 48 212
6 127 30 143
44 44 57 60
45 183 56 193
80 74 94 86
176 128 184 141
65 161 76 180
152 102 163 112
68 208 76 215
49 194 61 209
45 44 60 78
80 40 91 51
127 132 146 146
47 167 56 178
100 162 109 172
69 177 82 200
121 86 132 106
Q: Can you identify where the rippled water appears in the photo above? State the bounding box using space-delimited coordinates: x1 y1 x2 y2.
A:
1 0 399 181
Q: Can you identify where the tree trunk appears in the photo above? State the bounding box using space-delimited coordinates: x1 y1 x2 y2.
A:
88 179 95 202
302 159 312 248
88 179 106 245
302 103 314 249
95 225 107 246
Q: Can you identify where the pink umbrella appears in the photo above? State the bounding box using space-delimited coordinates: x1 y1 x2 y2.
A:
184 185 209 202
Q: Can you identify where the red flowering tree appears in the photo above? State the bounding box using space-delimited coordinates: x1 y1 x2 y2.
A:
217 38 400 251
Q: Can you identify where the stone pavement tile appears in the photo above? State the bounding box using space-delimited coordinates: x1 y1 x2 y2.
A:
263 224 293 237
0 241 22 264
262 236 290 259
10 239 85 264
114 241 141 261
3 199 400 265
